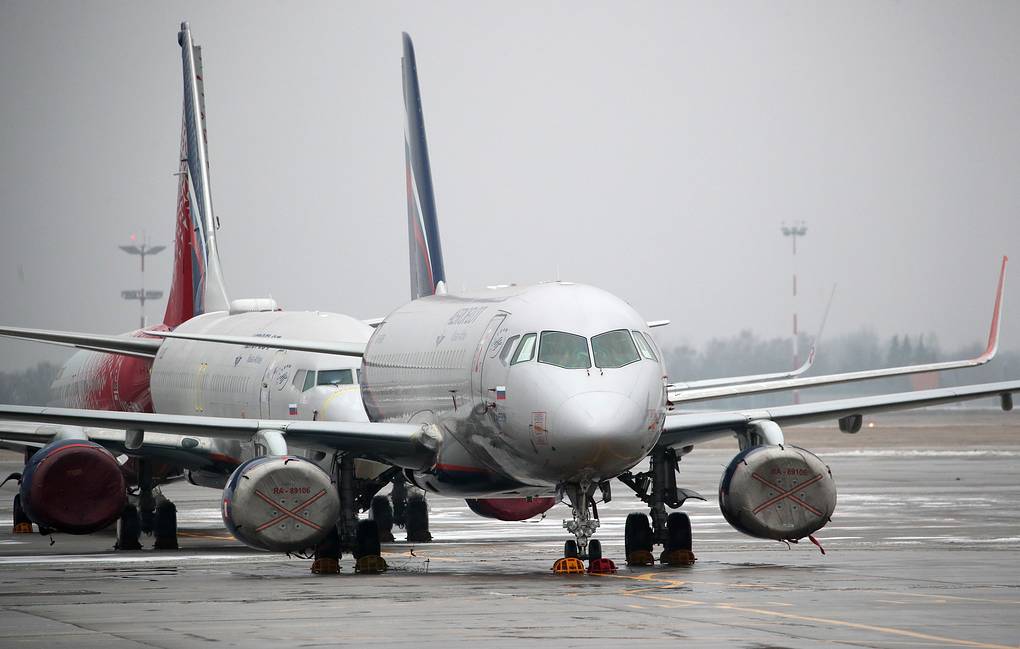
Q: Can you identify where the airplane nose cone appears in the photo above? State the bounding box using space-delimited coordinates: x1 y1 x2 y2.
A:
550 392 653 480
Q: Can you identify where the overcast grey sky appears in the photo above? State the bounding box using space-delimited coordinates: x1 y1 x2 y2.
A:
1 1 1018 372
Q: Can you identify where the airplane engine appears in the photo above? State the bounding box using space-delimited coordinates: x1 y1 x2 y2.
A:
20 439 127 534
222 456 340 552
465 496 556 521
718 445 836 542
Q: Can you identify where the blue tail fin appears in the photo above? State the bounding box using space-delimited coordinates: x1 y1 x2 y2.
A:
402 33 446 300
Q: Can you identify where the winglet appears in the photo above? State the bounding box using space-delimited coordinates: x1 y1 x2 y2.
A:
979 256 1008 362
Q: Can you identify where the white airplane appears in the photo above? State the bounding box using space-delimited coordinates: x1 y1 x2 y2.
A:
2 27 1017 573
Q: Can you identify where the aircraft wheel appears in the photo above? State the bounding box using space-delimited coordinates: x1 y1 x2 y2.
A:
354 519 381 559
391 476 408 528
564 540 578 558
405 492 432 542
625 512 652 556
153 501 179 550
587 539 602 562
665 512 692 552
371 495 395 542
115 504 142 551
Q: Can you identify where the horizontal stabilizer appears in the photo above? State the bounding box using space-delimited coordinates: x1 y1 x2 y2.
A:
147 330 365 357
0 326 161 359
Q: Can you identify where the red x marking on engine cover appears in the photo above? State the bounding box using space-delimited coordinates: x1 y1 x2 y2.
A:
253 489 327 532
750 472 824 517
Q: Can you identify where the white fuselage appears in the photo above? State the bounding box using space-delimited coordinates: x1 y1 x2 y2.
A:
362 282 667 496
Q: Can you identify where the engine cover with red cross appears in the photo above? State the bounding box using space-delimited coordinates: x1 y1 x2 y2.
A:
222 456 340 552
719 444 836 541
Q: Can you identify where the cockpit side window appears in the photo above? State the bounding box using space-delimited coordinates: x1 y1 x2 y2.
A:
592 329 640 368
538 331 591 369
640 332 660 361
511 333 537 364
499 335 520 365
317 369 354 386
632 330 657 361
302 371 317 391
292 370 307 390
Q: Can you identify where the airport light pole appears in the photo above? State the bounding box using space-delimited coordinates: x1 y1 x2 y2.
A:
120 235 166 330
781 221 807 404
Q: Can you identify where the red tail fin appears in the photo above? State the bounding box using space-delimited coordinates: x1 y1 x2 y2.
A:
162 122 199 329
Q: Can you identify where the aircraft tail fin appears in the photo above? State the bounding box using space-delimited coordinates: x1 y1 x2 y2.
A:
163 22 229 328
402 33 447 300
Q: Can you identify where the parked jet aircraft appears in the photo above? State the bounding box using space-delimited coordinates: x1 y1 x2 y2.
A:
1 27 1017 572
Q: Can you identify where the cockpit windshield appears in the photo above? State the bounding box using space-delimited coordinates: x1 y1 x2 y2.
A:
317 369 355 386
592 329 640 368
538 331 591 369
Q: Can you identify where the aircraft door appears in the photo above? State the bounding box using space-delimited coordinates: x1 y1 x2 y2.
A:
473 314 510 406
259 350 288 418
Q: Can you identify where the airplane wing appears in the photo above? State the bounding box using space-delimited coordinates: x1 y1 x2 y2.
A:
145 331 366 357
0 326 161 359
0 406 439 471
0 421 239 472
668 257 1006 404
659 380 1019 448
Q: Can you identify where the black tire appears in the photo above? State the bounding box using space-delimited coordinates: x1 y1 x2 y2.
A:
354 519 381 559
406 492 432 542
153 501 179 550
625 512 652 556
564 540 578 558
371 495 395 542
665 512 692 552
587 539 602 562
115 505 142 551
314 526 341 561
391 476 408 528
12 493 30 526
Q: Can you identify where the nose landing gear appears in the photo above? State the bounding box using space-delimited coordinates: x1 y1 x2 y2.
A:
554 481 617 575
618 446 704 567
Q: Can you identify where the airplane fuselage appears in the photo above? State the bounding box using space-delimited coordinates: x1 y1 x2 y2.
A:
362 282 667 495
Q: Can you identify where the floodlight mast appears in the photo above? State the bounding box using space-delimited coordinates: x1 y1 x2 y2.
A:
119 235 165 329
781 221 807 404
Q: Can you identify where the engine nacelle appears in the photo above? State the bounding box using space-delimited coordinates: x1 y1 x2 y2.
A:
222 456 339 552
20 439 126 534
186 469 229 490
465 497 556 521
719 445 836 542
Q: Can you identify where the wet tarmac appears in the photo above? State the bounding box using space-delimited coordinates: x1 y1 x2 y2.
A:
0 411 1017 648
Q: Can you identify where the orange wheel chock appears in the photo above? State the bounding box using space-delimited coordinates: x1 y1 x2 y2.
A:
310 558 340 575
12 522 32 534
552 557 586 574
659 549 696 566
355 555 388 574
626 550 655 567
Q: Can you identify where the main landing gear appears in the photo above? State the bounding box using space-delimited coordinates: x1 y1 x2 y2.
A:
618 446 704 567
555 481 617 575
374 474 431 544
2 473 32 534
311 457 432 575
117 461 178 551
